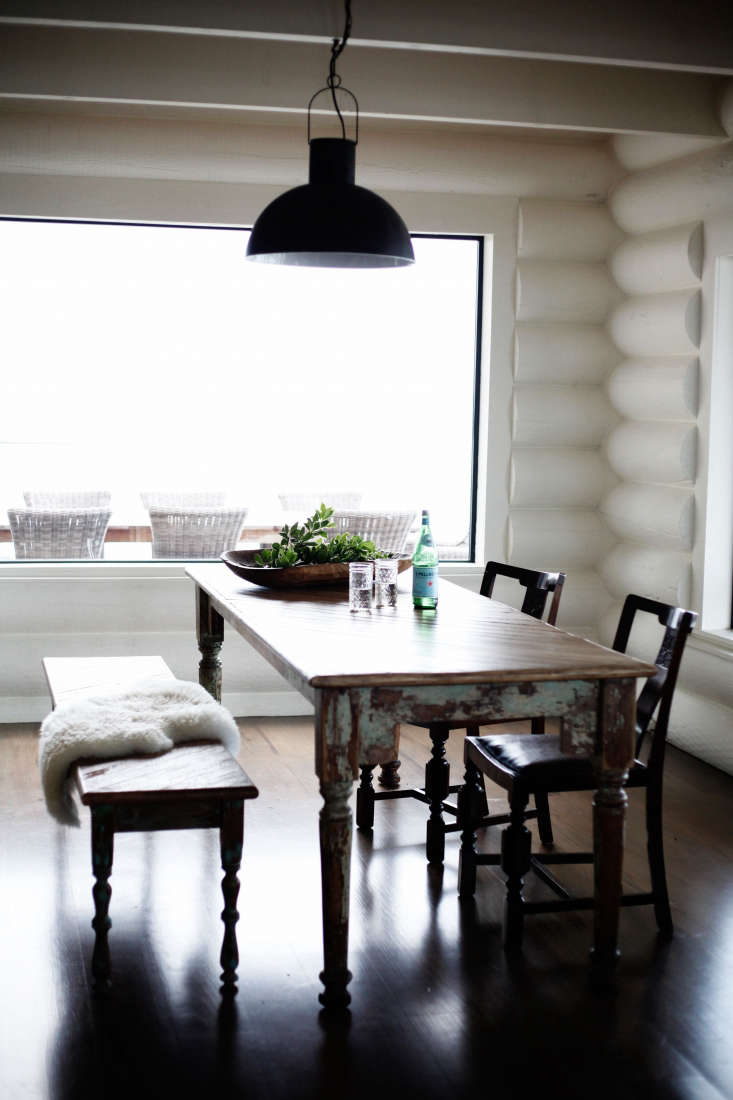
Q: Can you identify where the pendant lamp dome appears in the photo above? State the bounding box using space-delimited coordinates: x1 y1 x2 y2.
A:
246 2 414 270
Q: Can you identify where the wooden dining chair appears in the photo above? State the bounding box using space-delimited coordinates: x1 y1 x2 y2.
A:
356 561 566 866
457 594 696 947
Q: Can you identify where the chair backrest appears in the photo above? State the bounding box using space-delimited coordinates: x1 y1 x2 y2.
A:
479 561 566 625
326 510 417 555
148 506 248 559
612 594 697 759
278 491 363 513
8 508 111 559
141 491 227 509
23 490 111 509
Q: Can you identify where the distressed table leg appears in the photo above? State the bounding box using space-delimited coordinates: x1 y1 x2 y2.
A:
590 678 635 981
591 767 629 977
219 799 244 992
378 759 401 789
377 724 401 788
196 585 224 702
90 804 114 991
318 778 354 1009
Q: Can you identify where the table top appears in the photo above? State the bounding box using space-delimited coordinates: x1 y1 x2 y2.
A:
187 564 655 694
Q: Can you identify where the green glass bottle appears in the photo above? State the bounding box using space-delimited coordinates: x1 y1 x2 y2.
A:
412 509 439 609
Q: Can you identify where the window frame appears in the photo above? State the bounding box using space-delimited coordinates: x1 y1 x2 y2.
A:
0 217 486 565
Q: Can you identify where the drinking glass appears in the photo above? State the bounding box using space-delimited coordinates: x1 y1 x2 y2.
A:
349 561 373 612
374 557 399 608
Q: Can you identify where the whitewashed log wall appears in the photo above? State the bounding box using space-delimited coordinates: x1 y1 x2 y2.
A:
602 220 701 612
508 199 621 633
601 124 733 774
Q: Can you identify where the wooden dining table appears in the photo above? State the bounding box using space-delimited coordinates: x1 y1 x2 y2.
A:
186 564 655 1008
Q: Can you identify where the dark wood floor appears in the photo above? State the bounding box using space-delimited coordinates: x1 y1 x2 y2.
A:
1 716 732 1100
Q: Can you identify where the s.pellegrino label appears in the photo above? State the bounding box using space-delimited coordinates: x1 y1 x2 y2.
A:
412 508 439 609
413 565 438 598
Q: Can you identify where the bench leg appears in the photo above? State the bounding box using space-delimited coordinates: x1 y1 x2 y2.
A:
91 805 114 991
219 799 244 992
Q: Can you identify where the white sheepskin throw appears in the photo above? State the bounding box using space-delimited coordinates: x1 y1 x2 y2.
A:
39 678 240 826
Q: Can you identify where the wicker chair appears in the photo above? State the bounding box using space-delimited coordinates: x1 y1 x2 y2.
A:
278 491 363 513
141 491 227 510
23 490 111 508
148 506 248 559
8 507 111 559
325 510 417 555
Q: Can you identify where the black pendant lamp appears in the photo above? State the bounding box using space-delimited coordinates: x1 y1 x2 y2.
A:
246 1 414 269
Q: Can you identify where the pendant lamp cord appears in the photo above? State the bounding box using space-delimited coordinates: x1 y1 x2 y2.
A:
328 0 352 139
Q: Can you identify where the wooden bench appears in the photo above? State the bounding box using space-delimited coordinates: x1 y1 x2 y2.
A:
42 655 258 993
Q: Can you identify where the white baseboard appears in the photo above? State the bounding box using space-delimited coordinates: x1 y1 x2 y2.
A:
0 690 314 725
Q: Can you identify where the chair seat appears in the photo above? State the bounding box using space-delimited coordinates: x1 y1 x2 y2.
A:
466 733 648 793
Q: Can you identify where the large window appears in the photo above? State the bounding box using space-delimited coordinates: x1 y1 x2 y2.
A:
0 219 484 561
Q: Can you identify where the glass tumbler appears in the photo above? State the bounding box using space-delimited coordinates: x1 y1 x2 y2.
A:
374 557 399 608
349 561 373 612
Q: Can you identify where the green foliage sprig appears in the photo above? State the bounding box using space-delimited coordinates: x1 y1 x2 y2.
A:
255 504 393 568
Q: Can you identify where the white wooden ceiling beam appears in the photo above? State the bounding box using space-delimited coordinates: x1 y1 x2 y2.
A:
1 0 731 74
0 112 623 198
0 24 726 137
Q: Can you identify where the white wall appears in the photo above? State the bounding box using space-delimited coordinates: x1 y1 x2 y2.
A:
602 121 733 774
508 199 621 632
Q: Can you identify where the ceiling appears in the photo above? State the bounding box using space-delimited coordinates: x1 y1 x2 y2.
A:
0 1 731 139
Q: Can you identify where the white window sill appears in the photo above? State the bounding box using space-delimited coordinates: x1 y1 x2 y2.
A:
0 560 189 580
0 560 484 582
689 628 733 660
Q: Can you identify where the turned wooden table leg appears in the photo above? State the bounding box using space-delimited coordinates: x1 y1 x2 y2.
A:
378 759 401 788
219 799 244 992
591 767 629 977
318 778 354 1009
90 805 114 991
591 678 635 980
377 723 401 788
196 585 224 702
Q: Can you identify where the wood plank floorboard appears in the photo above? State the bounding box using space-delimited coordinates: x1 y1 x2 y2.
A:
1 717 732 1100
